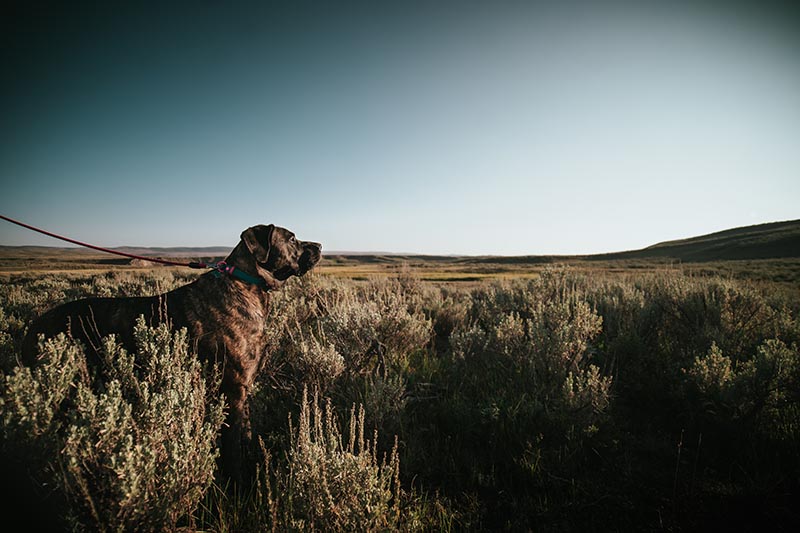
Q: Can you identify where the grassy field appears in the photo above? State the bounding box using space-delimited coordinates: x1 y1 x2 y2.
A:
2 245 800 286
3 218 798 283
1 226 799 531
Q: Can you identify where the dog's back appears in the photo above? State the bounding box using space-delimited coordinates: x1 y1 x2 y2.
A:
21 293 171 367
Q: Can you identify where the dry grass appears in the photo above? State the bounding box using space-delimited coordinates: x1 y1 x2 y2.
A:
5 248 798 294
1 260 799 531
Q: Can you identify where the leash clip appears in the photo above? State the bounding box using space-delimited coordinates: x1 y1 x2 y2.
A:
210 261 230 279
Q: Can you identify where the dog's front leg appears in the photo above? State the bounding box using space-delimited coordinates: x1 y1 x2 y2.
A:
220 382 250 485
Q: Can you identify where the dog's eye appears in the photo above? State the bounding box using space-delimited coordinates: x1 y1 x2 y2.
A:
290 236 297 244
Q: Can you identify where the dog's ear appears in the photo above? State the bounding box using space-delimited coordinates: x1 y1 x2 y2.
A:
241 224 274 264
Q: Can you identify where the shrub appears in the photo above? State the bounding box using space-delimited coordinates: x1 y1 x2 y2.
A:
411 270 612 528
294 334 346 393
2 333 86 448
452 272 609 432
313 280 432 376
687 338 799 431
686 341 734 402
251 274 431 450
256 388 401 532
1 317 225 532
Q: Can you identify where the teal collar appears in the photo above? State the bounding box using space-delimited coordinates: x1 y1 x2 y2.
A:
210 261 268 289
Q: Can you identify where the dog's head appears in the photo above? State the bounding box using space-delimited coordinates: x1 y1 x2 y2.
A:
240 224 322 289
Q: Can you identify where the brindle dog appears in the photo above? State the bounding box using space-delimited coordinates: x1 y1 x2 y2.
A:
21 224 322 481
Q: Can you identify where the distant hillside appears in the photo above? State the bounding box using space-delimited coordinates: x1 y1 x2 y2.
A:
431 219 800 266
114 246 232 257
596 219 800 262
0 245 232 272
2 220 798 267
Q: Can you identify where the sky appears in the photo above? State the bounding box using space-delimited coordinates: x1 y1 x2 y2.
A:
1 0 799 255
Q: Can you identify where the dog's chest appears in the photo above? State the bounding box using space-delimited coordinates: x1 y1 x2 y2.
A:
183 289 269 355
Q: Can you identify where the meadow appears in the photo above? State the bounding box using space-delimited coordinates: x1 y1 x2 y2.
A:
1 253 798 531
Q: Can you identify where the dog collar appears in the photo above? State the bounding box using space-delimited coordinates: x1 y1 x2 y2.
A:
210 261 268 289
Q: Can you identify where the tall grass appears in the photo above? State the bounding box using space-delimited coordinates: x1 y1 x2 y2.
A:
1 267 798 530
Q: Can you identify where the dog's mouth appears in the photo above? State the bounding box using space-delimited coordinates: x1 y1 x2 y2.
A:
297 252 321 276
297 245 321 276
271 266 293 280
271 254 320 280
269 242 321 280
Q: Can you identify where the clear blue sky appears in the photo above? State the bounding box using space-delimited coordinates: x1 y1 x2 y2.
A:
1 1 798 255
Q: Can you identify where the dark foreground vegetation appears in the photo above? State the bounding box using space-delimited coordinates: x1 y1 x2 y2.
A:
1 264 799 531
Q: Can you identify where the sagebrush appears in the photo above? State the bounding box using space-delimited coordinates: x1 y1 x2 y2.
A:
1 266 798 531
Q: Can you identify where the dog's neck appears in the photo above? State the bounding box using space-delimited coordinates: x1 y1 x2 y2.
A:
219 241 283 291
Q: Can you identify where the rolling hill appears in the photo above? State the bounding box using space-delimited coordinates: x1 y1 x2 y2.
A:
1 219 798 269
594 219 800 262
440 219 800 266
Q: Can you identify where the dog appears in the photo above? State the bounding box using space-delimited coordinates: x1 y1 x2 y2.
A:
21 224 322 481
